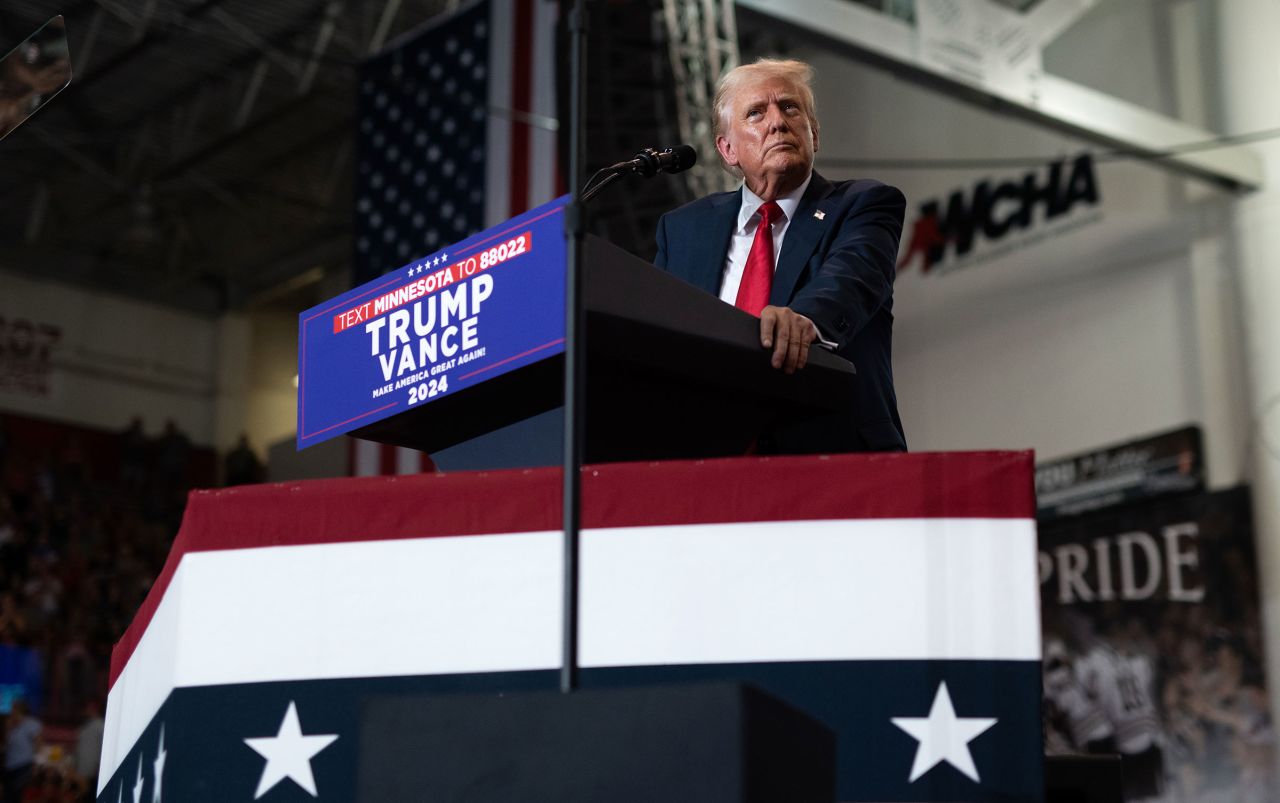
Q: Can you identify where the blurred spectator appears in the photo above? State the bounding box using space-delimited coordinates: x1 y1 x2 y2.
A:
0 413 210 795
21 561 60 633
155 420 192 525
117 419 146 494
155 421 190 485
18 766 49 803
54 440 87 505
1045 610 1275 802
0 499 14 549
0 594 27 646
223 434 262 487
1042 636 1114 754
5 698 41 803
51 627 91 724
71 700 101 795
60 771 87 803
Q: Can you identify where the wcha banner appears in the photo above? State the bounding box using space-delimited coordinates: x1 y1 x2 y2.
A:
1039 486 1273 803
896 152 1102 276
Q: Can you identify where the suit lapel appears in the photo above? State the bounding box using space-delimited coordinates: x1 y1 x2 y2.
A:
688 191 740 295
771 172 835 306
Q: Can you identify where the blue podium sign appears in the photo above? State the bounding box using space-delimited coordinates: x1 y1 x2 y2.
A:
297 197 569 449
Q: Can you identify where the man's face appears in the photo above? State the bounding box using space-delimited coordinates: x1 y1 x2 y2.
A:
716 75 819 196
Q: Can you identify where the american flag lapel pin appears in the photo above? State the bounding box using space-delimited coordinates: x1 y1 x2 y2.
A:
814 210 826 220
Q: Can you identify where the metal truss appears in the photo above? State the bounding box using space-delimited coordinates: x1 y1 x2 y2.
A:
737 0 1262 191
0 0 454 312
662 0 740 197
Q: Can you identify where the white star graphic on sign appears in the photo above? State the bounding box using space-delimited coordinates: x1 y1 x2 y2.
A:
433 255 441 266
891 681 997 783
152 726 167 802
441 252 448 262
244 701 339 799
132 757 145 803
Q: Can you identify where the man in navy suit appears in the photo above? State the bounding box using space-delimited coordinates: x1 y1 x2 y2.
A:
655 58 907 452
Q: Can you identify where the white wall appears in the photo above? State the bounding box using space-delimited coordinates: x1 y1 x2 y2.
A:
243 310 300 459
895 250 1200 456
0 269 303 464
777 38 1235 467
0 269 221 443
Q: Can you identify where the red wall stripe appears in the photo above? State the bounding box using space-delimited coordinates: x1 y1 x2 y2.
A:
508 0 534 217
378 443 397 475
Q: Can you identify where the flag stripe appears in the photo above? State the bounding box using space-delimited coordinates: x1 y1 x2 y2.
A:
395 445 419 474
378 442 397 475
484 0 513 226
349 438 431 477
355 0 521 284
101 514 1039 785
100 657 1046 802
509 0 534 218
352 439 379 476
109 452 1034 691
352 0 558 279
529 0 558 209
581 518 1041 666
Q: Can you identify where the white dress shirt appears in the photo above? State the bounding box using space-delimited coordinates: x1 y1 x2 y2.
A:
718 173 832 345
717 172 813 305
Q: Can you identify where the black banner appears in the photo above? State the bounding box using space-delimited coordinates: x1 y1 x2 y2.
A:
1039 486 1273 802
1036 426 1204 522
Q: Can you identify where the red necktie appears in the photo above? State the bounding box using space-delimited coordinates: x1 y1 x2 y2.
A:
735 200 782 316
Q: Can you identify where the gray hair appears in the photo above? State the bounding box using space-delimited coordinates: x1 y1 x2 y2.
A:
711 58 819 175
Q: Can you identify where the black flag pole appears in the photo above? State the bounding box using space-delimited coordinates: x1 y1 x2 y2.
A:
560 0 588 694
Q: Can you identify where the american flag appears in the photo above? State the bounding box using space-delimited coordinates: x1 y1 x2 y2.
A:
347 438 433 476
353 0 560 286
349 0 559 475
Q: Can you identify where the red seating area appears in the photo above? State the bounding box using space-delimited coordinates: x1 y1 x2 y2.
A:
0 413 214 800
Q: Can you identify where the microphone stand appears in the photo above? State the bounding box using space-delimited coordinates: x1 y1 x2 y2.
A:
580 146 698 205
560 14 690 690
560 0 588 694
580 171 624 204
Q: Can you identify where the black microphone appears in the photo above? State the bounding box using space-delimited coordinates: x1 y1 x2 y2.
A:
614 145 697 177
580 145 698 204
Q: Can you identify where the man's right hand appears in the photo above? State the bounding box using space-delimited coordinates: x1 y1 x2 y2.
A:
759 305 818 374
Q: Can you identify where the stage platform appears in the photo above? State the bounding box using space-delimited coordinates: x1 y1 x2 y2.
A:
99 451 1042 802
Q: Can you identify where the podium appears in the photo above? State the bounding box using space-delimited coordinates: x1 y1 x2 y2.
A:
358 683 837 802
353 234 857 461
296 197 857 461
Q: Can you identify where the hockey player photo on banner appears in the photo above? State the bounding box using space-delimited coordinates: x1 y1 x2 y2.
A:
1038 486 1273 803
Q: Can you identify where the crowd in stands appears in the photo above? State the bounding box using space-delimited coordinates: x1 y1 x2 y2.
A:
0 413 218 801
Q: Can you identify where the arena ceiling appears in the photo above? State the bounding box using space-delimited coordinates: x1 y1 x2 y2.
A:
1 0 698 318
0 0 466 315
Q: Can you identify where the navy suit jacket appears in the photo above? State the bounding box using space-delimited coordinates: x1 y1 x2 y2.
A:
654 171 907 452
